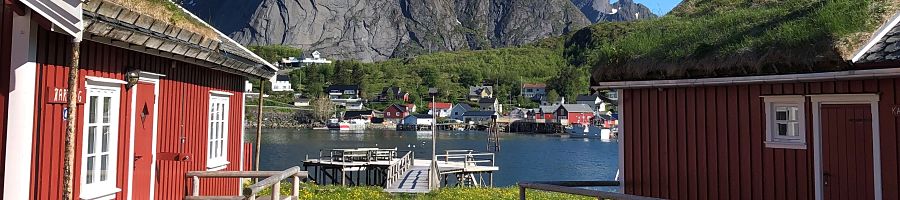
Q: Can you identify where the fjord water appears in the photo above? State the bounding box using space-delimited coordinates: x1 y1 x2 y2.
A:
246 129 619 187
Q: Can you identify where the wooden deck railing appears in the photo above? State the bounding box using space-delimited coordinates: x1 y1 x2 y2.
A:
185 166 308 200
384 151 414 187
437 150 496 168
518 181 664 200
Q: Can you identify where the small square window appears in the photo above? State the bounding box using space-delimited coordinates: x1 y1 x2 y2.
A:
764 96 807 149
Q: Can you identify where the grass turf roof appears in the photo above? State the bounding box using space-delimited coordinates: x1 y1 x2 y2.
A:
577 0 899 83
106 0 218 39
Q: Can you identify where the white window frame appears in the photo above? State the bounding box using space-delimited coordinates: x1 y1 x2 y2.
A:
207 92 231 170
80 78 124 200
763 95 807 149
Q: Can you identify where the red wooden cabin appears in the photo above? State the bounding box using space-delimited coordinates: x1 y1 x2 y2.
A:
384 104 410 124
594 12 900 200
555 104 595 125
1 1 276 199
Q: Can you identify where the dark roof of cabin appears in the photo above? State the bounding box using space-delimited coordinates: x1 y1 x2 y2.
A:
587 1 896 84
576 94 599 102
81 0 276 78
344 110 374 119
276 75 291 81
478 98 497 103
326 85 360 91
857 22 900 64
453 103 473 111
559 104 594 113
386 104 407 112
463 111 497 116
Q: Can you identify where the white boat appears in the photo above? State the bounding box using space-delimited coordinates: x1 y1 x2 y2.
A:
567 124 612 141
326 118 367 131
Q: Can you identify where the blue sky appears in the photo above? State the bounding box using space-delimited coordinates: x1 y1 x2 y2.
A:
628 0 682 15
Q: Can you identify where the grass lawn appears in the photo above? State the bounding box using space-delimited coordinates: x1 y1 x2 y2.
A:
252 182 596 200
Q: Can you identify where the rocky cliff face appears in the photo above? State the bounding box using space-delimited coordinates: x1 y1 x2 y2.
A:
570 0 657 23
185 0 591 62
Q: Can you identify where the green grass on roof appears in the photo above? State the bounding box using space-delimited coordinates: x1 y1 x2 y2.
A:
569 0 893 81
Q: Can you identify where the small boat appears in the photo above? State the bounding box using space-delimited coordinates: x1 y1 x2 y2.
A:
326 118 367 131
567 124 612 141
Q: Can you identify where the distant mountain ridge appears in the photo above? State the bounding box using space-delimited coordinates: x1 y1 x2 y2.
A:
183 0 657 62
570 0 658 23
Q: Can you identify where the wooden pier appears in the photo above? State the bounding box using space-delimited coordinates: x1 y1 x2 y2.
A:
302 148 499 193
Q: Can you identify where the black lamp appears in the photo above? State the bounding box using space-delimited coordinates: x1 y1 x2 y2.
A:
125 69 140 89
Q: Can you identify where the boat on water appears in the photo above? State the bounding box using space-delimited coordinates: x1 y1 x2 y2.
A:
326 118 367 131
566 124 613 141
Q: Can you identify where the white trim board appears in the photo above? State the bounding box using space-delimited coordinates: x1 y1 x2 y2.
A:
852 11 900 62
3 13 37 200
591 67 900 89
810 94 882 200
126 73 162 200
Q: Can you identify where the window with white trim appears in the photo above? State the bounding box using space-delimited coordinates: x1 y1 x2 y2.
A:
81 82 121 199
764 96 807 149
207 93 230 170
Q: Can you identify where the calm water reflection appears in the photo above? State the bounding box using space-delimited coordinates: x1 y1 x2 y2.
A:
246 129 618 187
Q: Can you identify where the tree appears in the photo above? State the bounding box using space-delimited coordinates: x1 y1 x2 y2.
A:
547 89 560 104
311 95 335 122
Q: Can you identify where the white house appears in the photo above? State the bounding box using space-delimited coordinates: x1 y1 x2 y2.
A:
326 85 362 106
478 98 501 113
428 102 453 118
402 114 434 126
450 103 473 120
302 51 333 64
521 83 546 98
245 81 254 92
462 111 498 123
270 74 293 92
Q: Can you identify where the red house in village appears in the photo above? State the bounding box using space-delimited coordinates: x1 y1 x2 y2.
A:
592 8 900 200
384 104 410 124
1 1 275 199
554 104 594 125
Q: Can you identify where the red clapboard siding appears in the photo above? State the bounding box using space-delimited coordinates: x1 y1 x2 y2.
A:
0 5 12 197
28 28 247 200
621 78 900 200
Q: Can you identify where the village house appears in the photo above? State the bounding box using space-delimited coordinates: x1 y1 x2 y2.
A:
508 108 530 119
401 114 434 126
449 103 473 121
478 97 502 113
293 94 311 107
342 110 375 122
405 103 417 113
326 85 361 107
270 74 292 92
0 0 276 199
375 86 409 102
427 102 452 118
462 111 498 123
383 104 409 124
521 83 547 98
468 86 493 101
590 9 900 200
576 94 615 113
533 105 558 123
555 104 594 125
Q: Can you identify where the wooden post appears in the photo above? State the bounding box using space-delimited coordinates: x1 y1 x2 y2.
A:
62 38 81 200
292 175 300 197
271 181 280 200
192 176 200 196
255 78 265 172
519 186 526 200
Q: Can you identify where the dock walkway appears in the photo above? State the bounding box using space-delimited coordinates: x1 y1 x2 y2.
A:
384 166 431 193
303 148 498 193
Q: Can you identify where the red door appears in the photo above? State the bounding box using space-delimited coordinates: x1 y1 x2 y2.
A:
132 83 156 199
821 104 875 200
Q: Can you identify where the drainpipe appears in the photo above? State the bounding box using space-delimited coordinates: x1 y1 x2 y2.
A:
255 78 264 171
62 37 81 200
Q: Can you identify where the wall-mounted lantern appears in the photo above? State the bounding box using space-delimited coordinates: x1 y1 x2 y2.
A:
125 69 140 89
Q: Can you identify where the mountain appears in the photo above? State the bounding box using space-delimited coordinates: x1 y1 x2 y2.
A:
570 0 657 23
184 0 591 62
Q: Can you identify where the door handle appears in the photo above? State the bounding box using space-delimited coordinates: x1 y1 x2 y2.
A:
823 172 831 186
